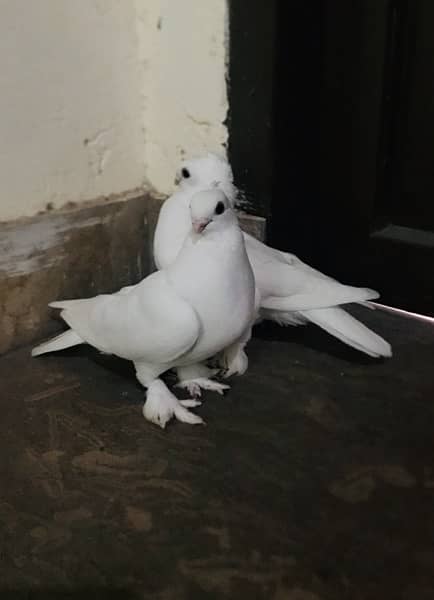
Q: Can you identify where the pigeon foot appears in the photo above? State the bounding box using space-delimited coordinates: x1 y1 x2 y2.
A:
143 380 204 428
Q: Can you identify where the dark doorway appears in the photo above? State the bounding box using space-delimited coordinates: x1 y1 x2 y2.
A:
228 0 434 315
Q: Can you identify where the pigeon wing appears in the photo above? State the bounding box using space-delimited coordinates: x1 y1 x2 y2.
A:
50 271 200 364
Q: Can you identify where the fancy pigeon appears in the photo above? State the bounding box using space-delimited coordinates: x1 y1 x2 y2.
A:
153 154 392 360
32 189 256 428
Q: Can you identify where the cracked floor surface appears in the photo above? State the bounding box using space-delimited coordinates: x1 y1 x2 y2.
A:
0 307 433 600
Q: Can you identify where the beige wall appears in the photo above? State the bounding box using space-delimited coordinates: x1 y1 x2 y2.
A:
0 0 228 222
140 0 229 195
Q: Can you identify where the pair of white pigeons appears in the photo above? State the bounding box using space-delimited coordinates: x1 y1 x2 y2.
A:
32 154 392 428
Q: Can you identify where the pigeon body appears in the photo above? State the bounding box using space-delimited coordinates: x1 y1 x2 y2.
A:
32 189 256 427
153 154 392 359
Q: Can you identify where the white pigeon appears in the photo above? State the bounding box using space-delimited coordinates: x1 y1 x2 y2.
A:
32 188 256 428
153 153 392 361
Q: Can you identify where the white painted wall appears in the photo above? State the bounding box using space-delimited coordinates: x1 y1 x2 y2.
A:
0 0 228 222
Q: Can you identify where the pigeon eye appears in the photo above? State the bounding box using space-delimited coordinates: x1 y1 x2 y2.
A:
215 201 225 215
181 167 190 179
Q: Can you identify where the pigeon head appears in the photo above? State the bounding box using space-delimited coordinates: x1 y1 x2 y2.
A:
176 153 237 206
189 188 233 234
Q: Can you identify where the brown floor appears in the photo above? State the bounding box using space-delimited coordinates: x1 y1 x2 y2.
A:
0 307 433 600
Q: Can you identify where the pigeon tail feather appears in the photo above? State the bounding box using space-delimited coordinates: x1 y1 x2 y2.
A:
31 329 83 357
299 306 392 358
260 287 379 313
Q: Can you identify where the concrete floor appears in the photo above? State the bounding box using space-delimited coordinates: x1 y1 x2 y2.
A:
0 307 433 600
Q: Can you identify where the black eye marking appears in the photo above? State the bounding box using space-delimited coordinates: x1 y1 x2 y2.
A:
215 201 225 215
181 167 190 178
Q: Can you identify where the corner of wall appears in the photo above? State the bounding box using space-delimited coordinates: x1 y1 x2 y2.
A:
140 0 230 196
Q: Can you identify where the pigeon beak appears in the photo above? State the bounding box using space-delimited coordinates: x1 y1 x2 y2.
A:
192 219 211 234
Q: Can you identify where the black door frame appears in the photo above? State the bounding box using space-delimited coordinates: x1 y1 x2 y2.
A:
227 0 434 314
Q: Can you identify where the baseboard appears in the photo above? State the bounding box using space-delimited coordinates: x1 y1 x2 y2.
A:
0 195 266 355
0 193 155 354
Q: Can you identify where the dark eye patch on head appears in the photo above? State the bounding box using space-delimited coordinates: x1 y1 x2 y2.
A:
181 167 190 179
215 201 225 215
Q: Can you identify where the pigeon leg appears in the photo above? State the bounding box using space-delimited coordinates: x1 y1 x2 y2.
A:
135 364 203 428
221 345 248 378
220 325 253 378
143 379 203 428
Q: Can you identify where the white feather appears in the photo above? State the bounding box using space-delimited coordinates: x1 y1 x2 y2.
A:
33 188 256 428
153 154 392 358
31 329 83 356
